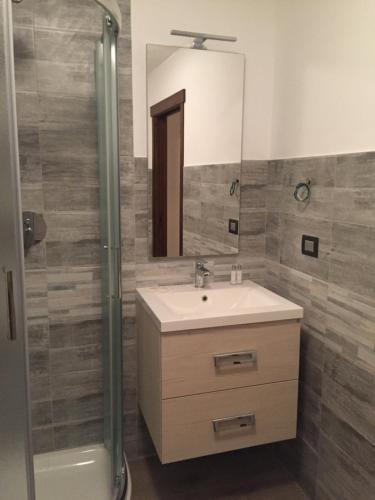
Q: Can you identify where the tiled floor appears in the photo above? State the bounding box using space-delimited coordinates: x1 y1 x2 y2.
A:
129 445 308 500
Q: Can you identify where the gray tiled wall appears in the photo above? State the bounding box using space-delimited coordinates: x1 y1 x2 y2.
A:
265 152 375 500
13 0 133 454
183 163 241 255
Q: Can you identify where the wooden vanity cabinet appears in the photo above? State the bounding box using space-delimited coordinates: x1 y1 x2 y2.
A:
137 302 301 464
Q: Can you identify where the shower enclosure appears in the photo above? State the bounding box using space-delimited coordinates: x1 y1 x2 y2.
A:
0 0 128 499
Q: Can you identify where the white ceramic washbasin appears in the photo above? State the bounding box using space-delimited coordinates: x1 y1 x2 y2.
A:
136 280 303 332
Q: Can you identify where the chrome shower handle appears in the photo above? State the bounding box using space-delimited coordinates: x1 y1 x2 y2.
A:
2 268 16 341
23 216 34 250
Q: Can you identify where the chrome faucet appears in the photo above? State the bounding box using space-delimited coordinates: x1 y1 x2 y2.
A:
195 260 211 288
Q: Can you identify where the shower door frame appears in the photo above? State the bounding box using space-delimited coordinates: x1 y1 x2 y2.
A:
95 14 126 500
0 0 35 499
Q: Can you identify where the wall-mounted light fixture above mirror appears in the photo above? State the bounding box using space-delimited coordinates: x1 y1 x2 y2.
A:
147 44 245 258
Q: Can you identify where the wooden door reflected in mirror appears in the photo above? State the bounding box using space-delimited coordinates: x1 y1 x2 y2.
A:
151 90 185 257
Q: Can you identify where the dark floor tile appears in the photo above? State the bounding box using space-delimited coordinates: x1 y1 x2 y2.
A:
129 446 308 500
278 439 318 500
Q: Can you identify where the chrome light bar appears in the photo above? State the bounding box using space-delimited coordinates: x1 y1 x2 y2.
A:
170 29 237 50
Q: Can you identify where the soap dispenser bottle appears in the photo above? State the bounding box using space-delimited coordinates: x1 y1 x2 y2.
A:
231 264 237 285
236 264 243 284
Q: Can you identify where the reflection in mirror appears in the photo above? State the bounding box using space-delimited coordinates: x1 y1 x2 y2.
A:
147 44 245 258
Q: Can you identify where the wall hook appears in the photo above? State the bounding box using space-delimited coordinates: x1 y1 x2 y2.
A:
230 179 240 196
294 179 311 202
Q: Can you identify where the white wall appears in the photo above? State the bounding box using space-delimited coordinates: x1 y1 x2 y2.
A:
131 0 276 160
148 48 244 166
132 0 375 161
270 0 375 159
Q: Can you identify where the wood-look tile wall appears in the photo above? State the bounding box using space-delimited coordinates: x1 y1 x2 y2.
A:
134 157 266 286
13 0 133 454
183 163 241 255
265 152 375 500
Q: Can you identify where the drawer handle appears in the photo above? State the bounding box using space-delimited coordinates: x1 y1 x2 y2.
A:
212 413 256 433
214 351 257 368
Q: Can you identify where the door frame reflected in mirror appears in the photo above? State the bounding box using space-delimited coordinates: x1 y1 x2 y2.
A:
151 89 186 257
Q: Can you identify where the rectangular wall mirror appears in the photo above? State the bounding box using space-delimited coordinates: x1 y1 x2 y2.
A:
147 44 245 258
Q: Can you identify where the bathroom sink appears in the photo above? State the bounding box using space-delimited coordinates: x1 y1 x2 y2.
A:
151 286 278 314
136 281 303 332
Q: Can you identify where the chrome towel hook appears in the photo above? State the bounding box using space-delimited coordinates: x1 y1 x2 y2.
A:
230 179 240 196
294 179 311 202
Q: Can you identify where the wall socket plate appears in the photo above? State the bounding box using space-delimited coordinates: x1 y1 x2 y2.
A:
302 234 319 258
228 219 239 235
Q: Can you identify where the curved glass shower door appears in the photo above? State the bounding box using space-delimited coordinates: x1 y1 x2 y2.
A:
0 1 35 498
95 15 125 499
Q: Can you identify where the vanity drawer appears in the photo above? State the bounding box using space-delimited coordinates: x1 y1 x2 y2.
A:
161 320 300 398
161 380 298 463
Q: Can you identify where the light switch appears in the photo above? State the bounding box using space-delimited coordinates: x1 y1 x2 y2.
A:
302 235 319 258
228 219 239 235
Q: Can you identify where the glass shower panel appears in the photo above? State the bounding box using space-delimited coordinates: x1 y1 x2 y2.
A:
95 15 125 497
0 0 35 498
